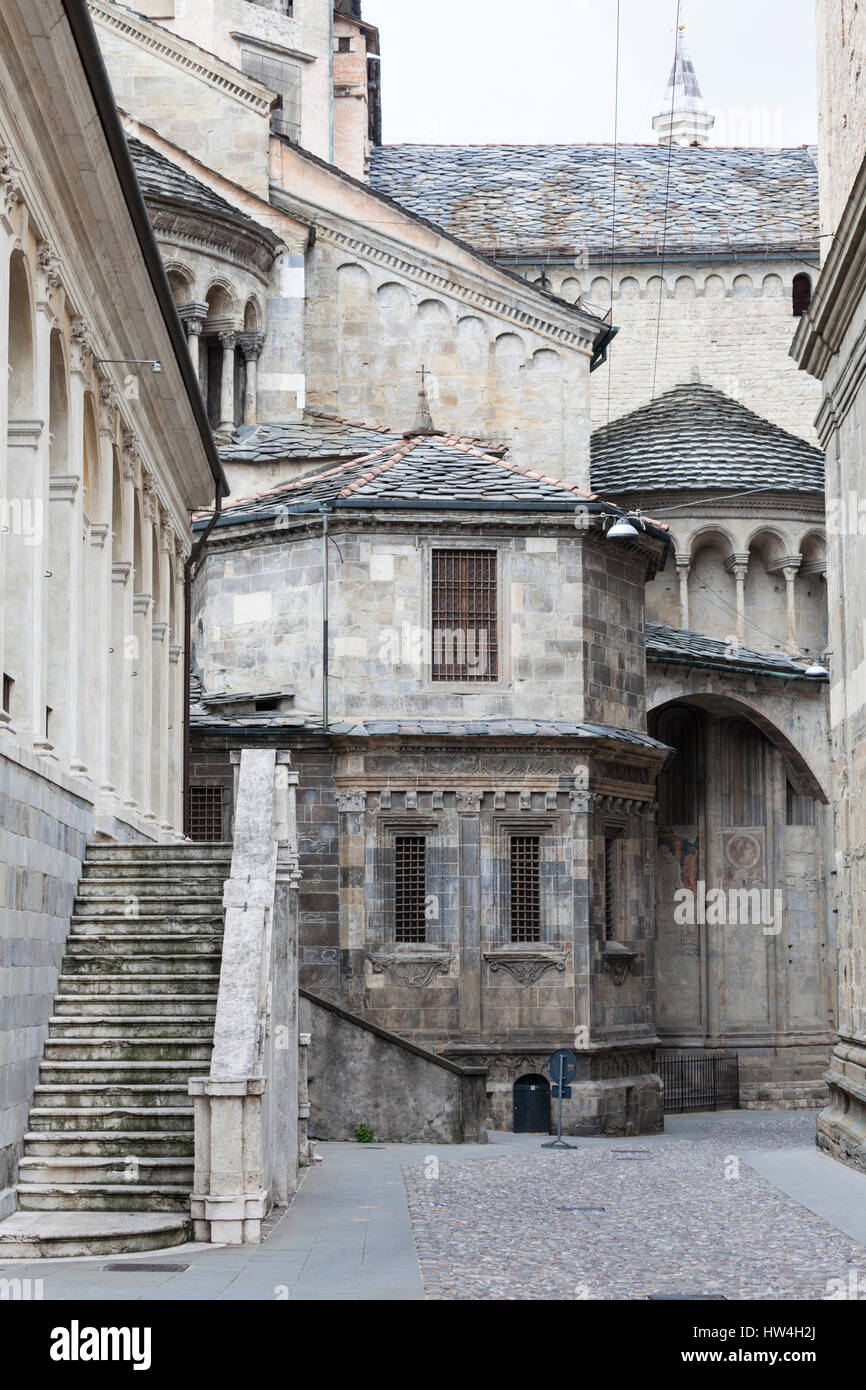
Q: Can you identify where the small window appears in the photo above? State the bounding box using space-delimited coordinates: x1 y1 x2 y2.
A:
604 833 619 940
337 36 352 52
792 273 812 318
45 706 52 739
2 672 12 715
395 835 427 942
188 786 224 842
510 835 541 942
431 549 498 682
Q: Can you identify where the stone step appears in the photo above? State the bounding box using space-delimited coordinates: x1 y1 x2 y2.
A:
81 862 230 883
66 933 222 955
39 1063 209 1088
33 1084 194 1110
18 1155 194 1186
0 1210 192 1259
23 1131 194 1158
28 1107 195 1133
54 995 217 1017
17 1183 192 1213
71 896 223 918
84 844 232 863
75 885 226 907
68 919 224 937
49 1015 216 1039
57 967 219 989
44 1039 213 1062
61 955 222 977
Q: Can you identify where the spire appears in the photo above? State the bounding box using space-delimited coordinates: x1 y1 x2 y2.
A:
652 22 715 147
404 365 439 437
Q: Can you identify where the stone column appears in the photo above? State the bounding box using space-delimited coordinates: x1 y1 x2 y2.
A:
114 434 138 811
177 301 208 376
676 557 690 630
298 1032 312 1165
0 152 22 730
92 383 118 805
153 519 173 831
782 561 801 654
570 784 594 1047
239 331 264 426
457 788 483 1038
64 317 91 777
725 554 749 644
217 330 237 434
337 789 368 1008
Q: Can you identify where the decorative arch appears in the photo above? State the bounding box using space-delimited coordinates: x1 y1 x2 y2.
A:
8 249 35 416
243 295 263 331
48 328 69 476
166 265 195 305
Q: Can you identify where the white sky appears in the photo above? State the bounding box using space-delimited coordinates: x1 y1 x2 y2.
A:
362 0 818 148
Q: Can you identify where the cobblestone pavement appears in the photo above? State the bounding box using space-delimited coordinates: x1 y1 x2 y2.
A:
404 1114 866 1300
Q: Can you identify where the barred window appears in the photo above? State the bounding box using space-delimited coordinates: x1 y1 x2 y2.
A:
431 549 498 682
395 835 427 942
604 834 618 940
510 835 541 942
188 786 223 843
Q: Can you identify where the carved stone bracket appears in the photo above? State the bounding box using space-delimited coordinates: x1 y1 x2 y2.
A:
336 789 367 813
369 952 453 989
485 951 567 985
456 789 483 813
0 148 22 228
602 941 637 986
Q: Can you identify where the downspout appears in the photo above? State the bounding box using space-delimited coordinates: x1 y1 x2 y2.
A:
184 483 223 837
321 504 329 731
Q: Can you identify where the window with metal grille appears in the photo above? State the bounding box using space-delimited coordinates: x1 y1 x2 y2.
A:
188 786 223 842
792 272 812 317
241 48 302 143
431 549 498 682
510 835 541 942
604 834 618 940
394 835 427 942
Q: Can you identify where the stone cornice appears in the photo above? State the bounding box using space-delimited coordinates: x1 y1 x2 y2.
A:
149 205 278 280
89 1 276 116
269 186 602 354
792 149 866 384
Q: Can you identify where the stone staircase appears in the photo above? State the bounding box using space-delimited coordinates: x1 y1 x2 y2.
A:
0 842 232 1258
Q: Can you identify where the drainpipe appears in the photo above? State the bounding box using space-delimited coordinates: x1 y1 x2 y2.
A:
321 504 329 731
183 482 223 837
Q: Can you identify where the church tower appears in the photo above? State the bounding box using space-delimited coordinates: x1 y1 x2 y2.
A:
652 22 715 147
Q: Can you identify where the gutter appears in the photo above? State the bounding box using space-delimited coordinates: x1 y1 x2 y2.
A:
60 0 228 499
648 652 827 682
183 487 224 835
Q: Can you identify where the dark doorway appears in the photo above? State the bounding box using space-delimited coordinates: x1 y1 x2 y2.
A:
513 1074 551 1133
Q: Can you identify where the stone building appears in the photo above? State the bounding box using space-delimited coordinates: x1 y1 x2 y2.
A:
792 0 866 1171
88 1 837 1127
0 0 224 1228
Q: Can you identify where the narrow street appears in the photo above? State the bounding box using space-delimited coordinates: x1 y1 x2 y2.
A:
3 1111 864 1301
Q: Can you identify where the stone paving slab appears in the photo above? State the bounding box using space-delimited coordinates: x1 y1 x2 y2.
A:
403 1115 866 1300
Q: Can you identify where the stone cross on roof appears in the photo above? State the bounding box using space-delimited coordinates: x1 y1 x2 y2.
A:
652 22 716 148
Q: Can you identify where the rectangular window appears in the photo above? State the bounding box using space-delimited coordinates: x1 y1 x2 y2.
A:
394 835 427 942
510 835 541 942
241 48 302 144
604 834 618 940
188 786 224 843
431 549 498 682
2 672 13 715
337 36 352 52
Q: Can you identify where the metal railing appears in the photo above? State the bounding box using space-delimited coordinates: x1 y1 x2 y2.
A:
659 1051 739 1113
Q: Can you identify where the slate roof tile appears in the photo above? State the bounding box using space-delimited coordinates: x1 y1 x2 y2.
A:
591 384 824 496
127 136 252 221
646 621 827 679
369 144 818 259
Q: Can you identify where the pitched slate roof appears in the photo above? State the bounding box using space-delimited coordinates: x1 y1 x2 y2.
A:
590 384 824 496
220 417 405 465
127 136 255 222
208 431 603 523
646 621 827 679
369 144 818 260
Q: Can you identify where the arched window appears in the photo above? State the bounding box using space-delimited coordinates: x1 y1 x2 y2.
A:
792 273 812 318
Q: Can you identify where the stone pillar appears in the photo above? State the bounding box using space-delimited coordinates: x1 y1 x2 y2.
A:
239 332 264 426
64 317 91 777
726 555 749 644
457 788 483 1038
570 784 594 1046
676 557 690 630
337 789 368 1008
0 152 22 731
177 301 208 376
272 754 301 1205
114 434 138 811
92 383 118 805
217 330 237 434
782 562 801 654
298 1032 312 1164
